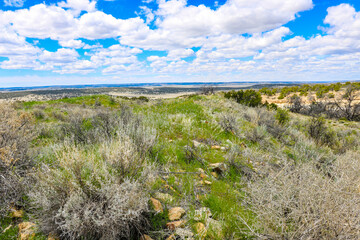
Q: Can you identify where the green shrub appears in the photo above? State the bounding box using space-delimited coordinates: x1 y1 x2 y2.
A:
224 90 262 107
308 116 337 147
275 108 290 125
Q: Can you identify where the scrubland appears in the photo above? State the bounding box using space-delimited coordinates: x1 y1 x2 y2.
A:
0 84 360 239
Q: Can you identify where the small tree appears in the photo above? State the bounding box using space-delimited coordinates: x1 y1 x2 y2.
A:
275 108 290 125
333 85 360 121
200 85 215 95
289 94 303 113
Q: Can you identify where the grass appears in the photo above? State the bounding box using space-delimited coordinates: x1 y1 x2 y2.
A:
1 90 360 239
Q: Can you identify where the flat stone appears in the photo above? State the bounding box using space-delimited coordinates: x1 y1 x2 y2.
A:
209 162 228 174
199 173 207 179
154 192 174 203
168 207 186 221
10 208 24 218
211 145 221 150
165 234 176 240
200 180 212 185
150 198 163 213
192 140 202 148
18 222 36 240
176 228 194 239
193 222 207 238
210 172 218 178
166 220 186 230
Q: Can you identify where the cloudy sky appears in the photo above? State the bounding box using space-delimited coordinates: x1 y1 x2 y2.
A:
1 0 360 87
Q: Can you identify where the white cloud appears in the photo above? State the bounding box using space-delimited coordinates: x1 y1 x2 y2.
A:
58 0 96 16
4 0 25 7
3 0 360 82
39 48 79 64
155 0 312 36
3 4 78 40
58 39 85 48
2 4 147 41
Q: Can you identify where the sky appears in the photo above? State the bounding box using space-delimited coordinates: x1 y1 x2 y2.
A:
1 0 360 87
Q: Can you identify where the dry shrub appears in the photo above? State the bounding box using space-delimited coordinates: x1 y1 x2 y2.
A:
59 106 157 155
242 106 287 140
29 141 154 239
29 105 157 239
218 113 238 133
0 104 34 216
243 151 360 239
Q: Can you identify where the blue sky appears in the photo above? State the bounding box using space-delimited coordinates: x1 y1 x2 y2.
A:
1 0 360 87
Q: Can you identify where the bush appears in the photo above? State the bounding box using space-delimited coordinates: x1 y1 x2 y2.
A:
200 85 216 95
59 107 156 154
275 108 290 125
218 113 238 133
29 144 152 239
224 90 262 107
243 151 360 239
0 105 34 217
308 116 337 147
289 94 303 113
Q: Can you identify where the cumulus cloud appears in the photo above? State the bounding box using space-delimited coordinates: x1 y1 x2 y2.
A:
58 0 96 16
155 0 312 36
2 0 360 81
58 39 85 48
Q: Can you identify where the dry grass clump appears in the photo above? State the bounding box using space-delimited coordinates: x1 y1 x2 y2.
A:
0 104 34 216
218 113 238 133
243 151 360 239
59 106 157 155
30 141 154 239
29 105 157 239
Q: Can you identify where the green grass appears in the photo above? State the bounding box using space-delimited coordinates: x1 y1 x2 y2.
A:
5 91 359 239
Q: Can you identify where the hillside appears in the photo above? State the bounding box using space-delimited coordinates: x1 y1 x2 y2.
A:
1 89 360 239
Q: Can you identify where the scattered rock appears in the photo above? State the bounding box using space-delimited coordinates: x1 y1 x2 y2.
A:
165 234 176 240
197 168 205 174
10 207 24 218
193 222 207 238
210 172 218 178
140 234 153 240
18 222 36 240
154 192 174 203
168 207 186 221
149 198 163 213
199 173 207 179
209 162 228 174
211 145 221 150
220 147 226 151
192 140 202 148
166 220 186 230
164 184 177 193
176 228 194 239
194 207 212 221
200 180 212 185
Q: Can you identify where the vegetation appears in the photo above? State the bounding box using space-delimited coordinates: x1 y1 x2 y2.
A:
1 84 360 239
224 89 262 107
